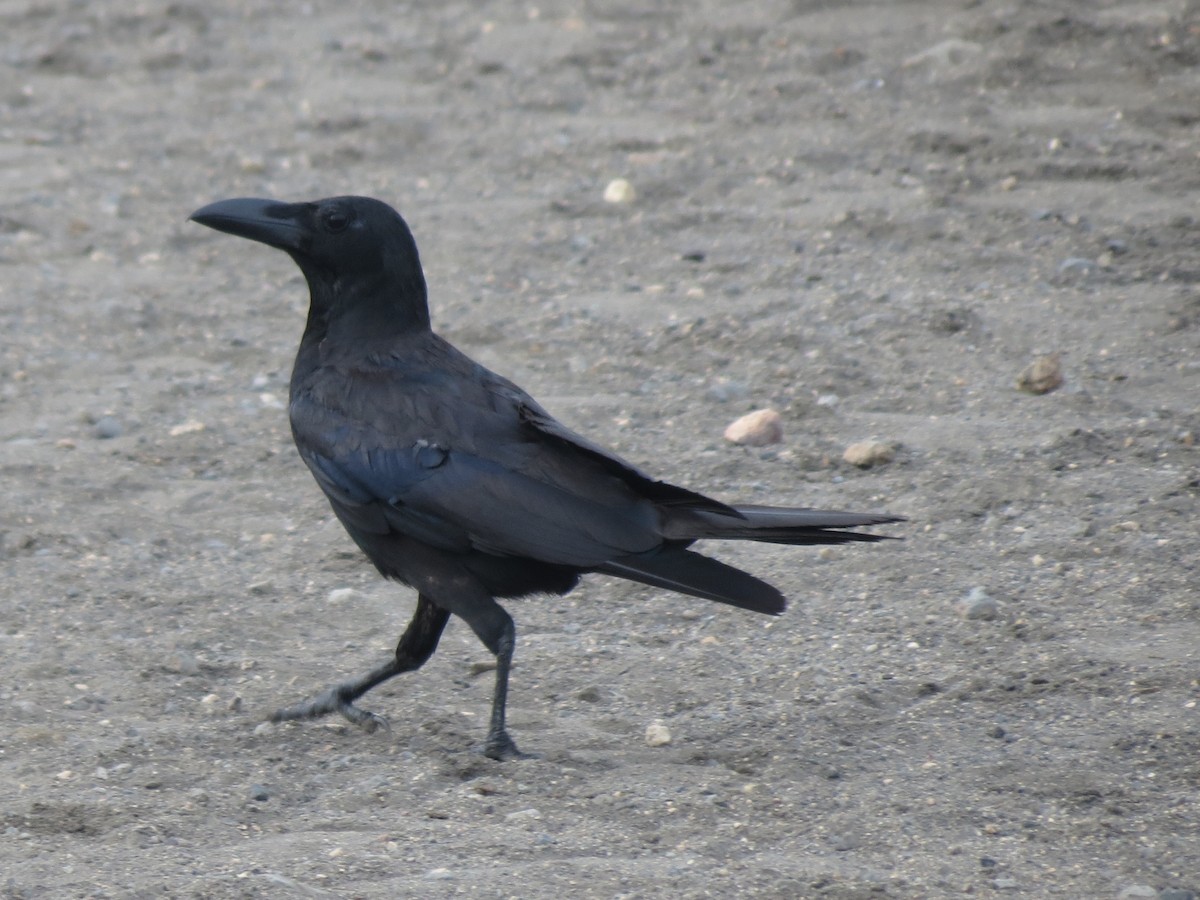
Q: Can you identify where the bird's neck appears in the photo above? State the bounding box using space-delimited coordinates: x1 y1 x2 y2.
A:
292 276 432 383
315 270 430 334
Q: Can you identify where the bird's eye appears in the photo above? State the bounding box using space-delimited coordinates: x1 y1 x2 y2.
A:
323 210 350 233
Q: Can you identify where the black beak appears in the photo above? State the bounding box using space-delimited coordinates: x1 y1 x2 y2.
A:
189 197 308 252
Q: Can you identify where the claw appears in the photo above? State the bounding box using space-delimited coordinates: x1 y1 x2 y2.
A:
271 685 389 733
484 729 537 761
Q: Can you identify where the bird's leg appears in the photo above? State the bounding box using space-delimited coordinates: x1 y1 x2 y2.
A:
272 593 449 733
455 603 533 761
483 620 527 760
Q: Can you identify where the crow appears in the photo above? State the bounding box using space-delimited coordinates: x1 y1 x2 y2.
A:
189 195 902 759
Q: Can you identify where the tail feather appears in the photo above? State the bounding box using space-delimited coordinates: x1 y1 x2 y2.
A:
679 505 904 546
598 549 786 615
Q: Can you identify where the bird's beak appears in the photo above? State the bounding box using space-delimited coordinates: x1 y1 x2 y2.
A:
189 197 309 252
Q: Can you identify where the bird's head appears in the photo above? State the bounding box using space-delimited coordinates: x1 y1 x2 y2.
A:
190 195 430 334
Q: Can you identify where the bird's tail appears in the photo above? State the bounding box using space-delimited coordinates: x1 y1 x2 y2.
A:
678 505 904 546
601 506 903 616
598 548 788 615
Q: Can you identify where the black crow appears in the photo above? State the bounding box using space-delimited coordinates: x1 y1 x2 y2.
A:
189 195 902 759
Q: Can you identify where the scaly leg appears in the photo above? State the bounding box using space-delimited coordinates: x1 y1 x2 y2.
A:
272 593 450 732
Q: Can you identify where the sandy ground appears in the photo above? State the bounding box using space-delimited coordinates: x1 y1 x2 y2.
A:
2 0 1199 897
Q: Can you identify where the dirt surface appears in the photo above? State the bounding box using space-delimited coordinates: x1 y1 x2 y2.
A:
2 1 1199 897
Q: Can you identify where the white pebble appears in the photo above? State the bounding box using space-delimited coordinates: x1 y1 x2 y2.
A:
724 409 783 446
168 420 205 437
603 178 636 204
645 722 672 747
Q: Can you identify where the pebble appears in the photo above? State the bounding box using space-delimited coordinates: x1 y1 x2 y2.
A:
645 722 672 747
327 587 364 604
901 38 983 71
603 178 636 204
1016 353 1063 395
1118 888 1158 900
168 420 206 436
249 784 269 802
93 416 122 439
958 587 999 621
992 878 1019 891
724 409 783 446
165 650 200 675
1158 890 1198 900
1057 256 1097 276
504 808 542 822
842 440 894 468
829 833 859 851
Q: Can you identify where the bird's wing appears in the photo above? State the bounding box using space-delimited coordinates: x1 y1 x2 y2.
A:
507 392 742 518
291 387 674 567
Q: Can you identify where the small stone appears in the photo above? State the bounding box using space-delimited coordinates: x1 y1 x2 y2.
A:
1158 890 1198 900
1117 887 1157 900
327 587 364 604
249 784 269 802
504 808 542 822
902 38 983 70
842 440 894 468
93 416 122 439
603 178 636 204
645 722 672 747
724 409 783 446
1016 353 1063 395
1057 257 1096 276
992 879 1019 891
958 587 999 621
426 868 454 880
165 651 201 676
829 833 859 851
248 579 274 596
168 420 205 436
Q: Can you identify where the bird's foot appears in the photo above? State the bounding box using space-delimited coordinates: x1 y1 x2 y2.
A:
271 686 390 733
483 729 537 761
